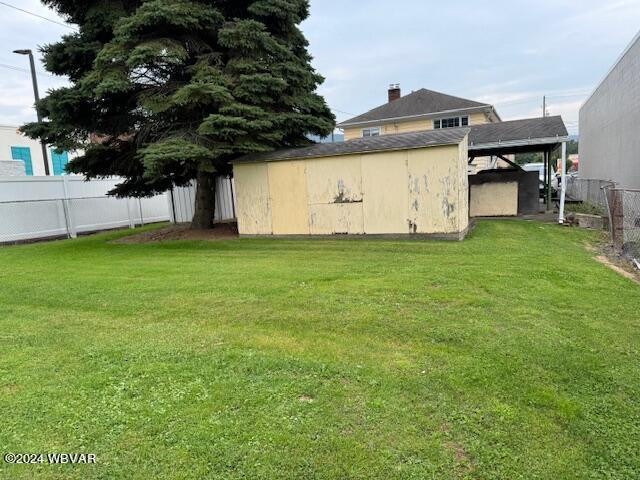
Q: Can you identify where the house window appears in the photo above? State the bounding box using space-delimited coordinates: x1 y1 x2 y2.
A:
51 149 69 176
434 116 469 129
11 146 33 175
362 127 380 137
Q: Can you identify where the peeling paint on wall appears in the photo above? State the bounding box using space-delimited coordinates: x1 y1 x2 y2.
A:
470 182 518 217
234 140 470 236
334 179 364 204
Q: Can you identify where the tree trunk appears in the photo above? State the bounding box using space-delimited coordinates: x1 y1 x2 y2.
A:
191 170 217 230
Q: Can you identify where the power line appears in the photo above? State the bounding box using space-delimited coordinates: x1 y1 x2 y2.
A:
333 108 356 117
0 62 28 73
0 1 77 31
0 62 56 79
494 91 591 107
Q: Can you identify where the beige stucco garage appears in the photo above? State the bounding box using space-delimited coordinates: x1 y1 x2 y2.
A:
232 129 471 239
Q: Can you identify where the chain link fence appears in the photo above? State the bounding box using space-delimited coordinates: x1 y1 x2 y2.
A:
603 186 640 259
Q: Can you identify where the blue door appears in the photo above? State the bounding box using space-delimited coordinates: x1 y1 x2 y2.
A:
51 149 69 176
10 146 33 175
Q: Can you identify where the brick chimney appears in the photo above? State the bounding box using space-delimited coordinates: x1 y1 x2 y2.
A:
388 84 401 102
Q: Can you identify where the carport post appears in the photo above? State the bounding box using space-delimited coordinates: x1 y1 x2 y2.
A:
545 150 552 210
558 142 567 224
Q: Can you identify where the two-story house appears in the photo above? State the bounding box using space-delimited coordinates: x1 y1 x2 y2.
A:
338 86 505 173
338 85 502 141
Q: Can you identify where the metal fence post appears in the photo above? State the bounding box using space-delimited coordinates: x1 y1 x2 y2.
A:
602 185 614 242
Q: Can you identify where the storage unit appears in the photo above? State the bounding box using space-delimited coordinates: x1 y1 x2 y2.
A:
233 129 471 239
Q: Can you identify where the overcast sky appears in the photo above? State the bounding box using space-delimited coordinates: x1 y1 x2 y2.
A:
1 1 639 135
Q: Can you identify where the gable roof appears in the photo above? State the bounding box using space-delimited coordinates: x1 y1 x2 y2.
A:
338 88 491 127
234 128 469 164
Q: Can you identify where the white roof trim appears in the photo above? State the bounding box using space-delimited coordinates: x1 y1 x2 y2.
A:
469 136 570 151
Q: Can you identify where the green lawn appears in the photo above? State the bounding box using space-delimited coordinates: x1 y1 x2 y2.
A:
1 221 639 479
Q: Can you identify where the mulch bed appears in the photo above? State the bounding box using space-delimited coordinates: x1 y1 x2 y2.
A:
114 222 238 244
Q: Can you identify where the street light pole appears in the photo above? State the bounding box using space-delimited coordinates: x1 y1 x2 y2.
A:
13 49 50 176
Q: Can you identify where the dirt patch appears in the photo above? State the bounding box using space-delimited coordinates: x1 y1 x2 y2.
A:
440 423 474 477
445 441 471 464
444 441 474 477
2 384 19 395
113 223 238 244
594 255 640 284
586 241 640 284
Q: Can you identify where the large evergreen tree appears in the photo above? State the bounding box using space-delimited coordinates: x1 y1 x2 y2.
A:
23 0 334 228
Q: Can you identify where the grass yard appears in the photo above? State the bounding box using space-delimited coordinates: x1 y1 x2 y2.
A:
1 220 639 479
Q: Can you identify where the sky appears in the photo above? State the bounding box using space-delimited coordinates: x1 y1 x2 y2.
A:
1 1 639 135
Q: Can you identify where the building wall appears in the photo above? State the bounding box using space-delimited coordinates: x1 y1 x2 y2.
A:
234 142 470 237
0 125 77 176
343 111 490 141
0 160 25 176
579 32 640 189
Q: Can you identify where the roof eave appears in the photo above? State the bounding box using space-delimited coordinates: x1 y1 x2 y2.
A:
337 105 493 129
469 135 571 151
233 132 470 165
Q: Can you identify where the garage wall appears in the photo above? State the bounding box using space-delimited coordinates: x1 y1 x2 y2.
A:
234 163 272 235
457 140 470 233
233 142 469 237
361 150 410 234
306 156 364 234
268 161 309 235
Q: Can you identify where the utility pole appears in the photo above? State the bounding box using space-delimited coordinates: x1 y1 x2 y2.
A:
13 49 50 176
542 96 546 117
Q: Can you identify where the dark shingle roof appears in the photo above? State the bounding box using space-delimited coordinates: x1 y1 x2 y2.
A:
469 116 568 147
234 116 569 164
234 129 470 164
337 88 490 127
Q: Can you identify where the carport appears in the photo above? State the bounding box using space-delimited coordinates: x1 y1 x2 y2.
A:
467 116 570 221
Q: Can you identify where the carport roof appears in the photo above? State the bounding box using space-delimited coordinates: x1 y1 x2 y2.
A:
468 116 569 156
234 128 470 164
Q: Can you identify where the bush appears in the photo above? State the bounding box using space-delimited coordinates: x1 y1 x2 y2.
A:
567 201 607 216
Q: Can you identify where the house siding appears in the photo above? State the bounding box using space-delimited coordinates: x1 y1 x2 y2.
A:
343 111 491 140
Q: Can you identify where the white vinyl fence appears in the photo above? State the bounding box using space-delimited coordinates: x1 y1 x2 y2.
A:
168 176 236 223
0 176 170 244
